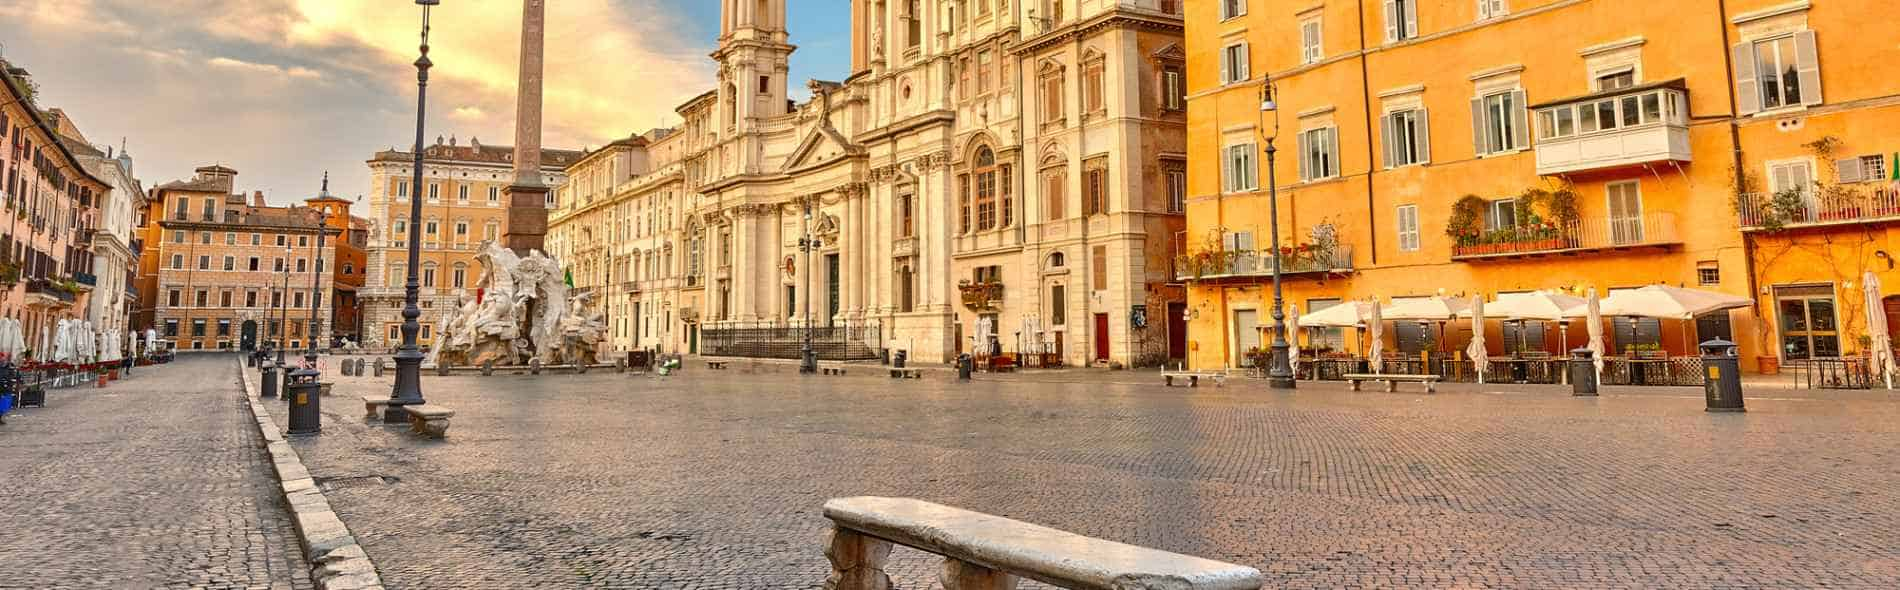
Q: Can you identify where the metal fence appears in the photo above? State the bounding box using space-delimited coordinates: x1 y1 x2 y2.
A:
1298 355 1710 386
702 321 884 361
1790 358 1876 390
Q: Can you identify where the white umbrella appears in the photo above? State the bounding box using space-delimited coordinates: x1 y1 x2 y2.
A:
1384 296 1472 321
1599 284 1753 319
1367 297 1385 375
1586 289 1606 384
1477 291 1590 321
1287 304 1302 379
1865 271 1894 390
1300 301 1373 327
1467 295 1489 384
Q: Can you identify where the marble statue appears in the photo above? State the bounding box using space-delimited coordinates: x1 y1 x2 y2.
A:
427 241 607 366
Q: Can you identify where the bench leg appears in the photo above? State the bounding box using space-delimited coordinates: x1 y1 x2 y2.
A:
1426 381 1437 394
1349 380 1361 391
1164 376 1173 387
1385 380 1397 393
940 557 1020 590
1190 376 1199 388
824 528 894 590
409 415 450 439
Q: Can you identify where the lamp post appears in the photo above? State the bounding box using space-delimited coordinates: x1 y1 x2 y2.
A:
277 246 293 366
386 0 436 420
304 175 330 368
799 200 823 374
1260 80 1295 389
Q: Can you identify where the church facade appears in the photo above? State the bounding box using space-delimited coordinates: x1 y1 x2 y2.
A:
550 0 1188 366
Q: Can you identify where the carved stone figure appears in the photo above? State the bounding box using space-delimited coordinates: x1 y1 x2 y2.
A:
424 241 606 367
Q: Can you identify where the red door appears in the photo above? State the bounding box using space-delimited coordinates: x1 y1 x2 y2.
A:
1093 313 1110 362
1167 302 1188 361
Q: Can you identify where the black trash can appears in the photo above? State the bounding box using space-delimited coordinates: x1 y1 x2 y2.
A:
286 367 322 435
260 363 279 399
893 350 908 369
957 354 973 381
1702 338 1744 413
1569 347 1598 397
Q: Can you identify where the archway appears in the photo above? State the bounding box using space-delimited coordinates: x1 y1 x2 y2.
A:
241 320 258 351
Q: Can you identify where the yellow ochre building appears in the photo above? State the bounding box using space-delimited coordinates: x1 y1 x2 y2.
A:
1183 0 1900 373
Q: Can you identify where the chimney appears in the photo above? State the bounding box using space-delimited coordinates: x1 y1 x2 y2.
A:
253 191 265 207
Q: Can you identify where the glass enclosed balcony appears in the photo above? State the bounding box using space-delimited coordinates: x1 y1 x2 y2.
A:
1532 79 1691 176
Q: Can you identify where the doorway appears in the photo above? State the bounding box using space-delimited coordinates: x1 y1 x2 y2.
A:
1166 302 1187 361
240 320 258 351
1234 309 1260 367
1093 313 1110 363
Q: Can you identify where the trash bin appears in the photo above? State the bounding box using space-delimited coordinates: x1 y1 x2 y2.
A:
286 367 322 435
957 354 973 381
1701 338 1744 413
260 363 280 399
893 350 908 369
1569 347 1598 397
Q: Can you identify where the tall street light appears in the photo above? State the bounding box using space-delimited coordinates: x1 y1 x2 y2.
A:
276 246 293 366
387 0 436 421
799 200 823 375
305 173 331 368
1260 79 1295 389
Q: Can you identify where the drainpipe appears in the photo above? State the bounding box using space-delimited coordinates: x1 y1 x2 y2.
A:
1718 0 1763 352
1357 0 1379 265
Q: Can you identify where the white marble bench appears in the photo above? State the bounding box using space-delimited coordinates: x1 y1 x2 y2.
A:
402 404 455 439
821 496 1262 590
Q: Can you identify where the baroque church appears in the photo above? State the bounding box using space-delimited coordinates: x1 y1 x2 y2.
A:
549 0 1187 366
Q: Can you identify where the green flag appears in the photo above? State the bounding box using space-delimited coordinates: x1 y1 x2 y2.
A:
564 269 574 287
1891 152 1899 181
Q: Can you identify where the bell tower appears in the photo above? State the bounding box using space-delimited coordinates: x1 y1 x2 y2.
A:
714 0 795 132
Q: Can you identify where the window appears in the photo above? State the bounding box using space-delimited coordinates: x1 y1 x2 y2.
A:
249 257 259 271
192 319 206 337
427 183 440 202
396 180 409 199
1041 68 1065 123
168 290 181 307
1082 58 1104 113
452 263 467 289
1223 143 1258 192
1596 70 1635 91
1607 181 1644 245
277 234 288 246
1050 284 1066 325
972 147 1000 230
198 255 210 270
202 198 216 221
223 256 234 271
1396 205 1420 252
195 290 208 307
1043 166 1067 220
1305 299 1345 351
1382 109 1430 168
1768 159 1815 197
1836 154 1890 184
1161 64 1186 111
1091 246 1108 290
293 292 305 309
251 233 261 245
422 264 437 288
1084 158 1108 215
1166 166 1186 214
488 186 500 203
1698 261 1721 286
272 291 282 308
1220 43 1250 85
485 221 499 240
1300 18 1323 64
959 57 973 100
225 233 236 245
897 186 915 237
170 254 184 269
220 291 232 308
977 50 993 95
274 258 285 272
458 185 470 203
1299 127 1340 181
1220 0 1246 19
1223 231 1255 254
425 221 438 237
1384 0 1418 42
1473 90 1528 155
172 230 185 243
296 258 307 273
455 221 469 237
246 291 258 307
1485 199 1518 230
1477 0 1507 20
1741 33 1820 113
905 0 921 49
200 232 212 244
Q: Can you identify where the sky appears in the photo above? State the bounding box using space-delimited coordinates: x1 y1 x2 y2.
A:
0 0 852 207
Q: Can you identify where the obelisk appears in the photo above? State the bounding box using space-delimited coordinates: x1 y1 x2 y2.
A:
501 0 549 255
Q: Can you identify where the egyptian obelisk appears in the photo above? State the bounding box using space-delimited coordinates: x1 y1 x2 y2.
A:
501 0 549 255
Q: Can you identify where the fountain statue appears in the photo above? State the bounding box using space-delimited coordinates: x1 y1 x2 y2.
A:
428 241 607 366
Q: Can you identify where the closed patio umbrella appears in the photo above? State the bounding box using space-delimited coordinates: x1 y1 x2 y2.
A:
1287 304 1302 379
1865 271 1894 390
1467 295 1489 384
1367 297 1385 375
1587 289 1606 384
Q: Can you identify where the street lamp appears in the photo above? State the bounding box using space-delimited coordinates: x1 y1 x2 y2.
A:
1260 79 1295 389
386 0 436 420
799 200 823 374
305 174 331 368
277 246 293 366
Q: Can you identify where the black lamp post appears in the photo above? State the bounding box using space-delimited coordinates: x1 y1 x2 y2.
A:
386 0 436 420
305 174 330 367
1260 80 1295 389
277 246 293 366
799 200 823 375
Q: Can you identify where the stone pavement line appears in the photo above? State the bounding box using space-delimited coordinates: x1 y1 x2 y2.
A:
238 358 388 590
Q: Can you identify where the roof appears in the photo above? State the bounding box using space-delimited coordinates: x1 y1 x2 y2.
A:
0 64 108 188
368 141 585 169
1529 78 1689 110
153 176 234 193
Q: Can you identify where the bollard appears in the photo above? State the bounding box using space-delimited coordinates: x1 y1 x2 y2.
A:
1570 347 1598 397
436 361 451 377
1702 338 1744 413
957 354 974 381
614 358 627 374
530 358 542 375
260 363 280 399
482 360 496 376
373 360 385 377
286 366 322 435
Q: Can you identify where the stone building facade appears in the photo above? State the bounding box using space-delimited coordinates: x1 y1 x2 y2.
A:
45 110 141 338
1 67 107 358
138 167 338 351
360 137 581 350
549 0 1189 366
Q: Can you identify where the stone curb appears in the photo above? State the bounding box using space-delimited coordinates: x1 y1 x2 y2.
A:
235 359 386 590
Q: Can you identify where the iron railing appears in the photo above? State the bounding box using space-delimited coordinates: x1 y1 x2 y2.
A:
1175 244 1355 282
702 320 884 361
1790 358 1876 390
1737 187 1900 230
1452 213 1681 259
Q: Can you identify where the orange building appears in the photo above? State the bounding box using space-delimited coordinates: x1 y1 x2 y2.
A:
1 63 107 358
1184 0 1900 373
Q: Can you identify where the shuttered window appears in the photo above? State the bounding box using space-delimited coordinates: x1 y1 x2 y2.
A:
1396 205 1420 252
1734 31 1821 115
1472 90 1529 155
1382 108 1430 168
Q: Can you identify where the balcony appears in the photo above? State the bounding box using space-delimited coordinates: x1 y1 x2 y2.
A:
1737 187 1900 231
24 278 76 306
1175 245 1356 282
1451 213 1681 260
72 272 97 290
1532 80 1691 176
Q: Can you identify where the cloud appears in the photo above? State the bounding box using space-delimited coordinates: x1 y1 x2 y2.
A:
449 106 487 121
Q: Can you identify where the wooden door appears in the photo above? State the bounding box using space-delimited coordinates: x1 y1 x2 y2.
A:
1167 302 1188 361
1093 313 1110 362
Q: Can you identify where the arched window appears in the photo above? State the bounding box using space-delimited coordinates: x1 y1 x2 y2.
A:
965 145 1010 231
1047 252 1066 268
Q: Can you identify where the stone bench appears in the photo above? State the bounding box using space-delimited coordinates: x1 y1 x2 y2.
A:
1162 372 1226 388
889 368 922 379
1342 373 1441 393
822 496 1262 590
706 360 729 370
822 367 848 376
362 396 393 419
403 404 455 439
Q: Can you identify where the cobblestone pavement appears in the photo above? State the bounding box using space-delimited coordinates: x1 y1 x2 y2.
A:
0 355 314 590
278 363 1900 589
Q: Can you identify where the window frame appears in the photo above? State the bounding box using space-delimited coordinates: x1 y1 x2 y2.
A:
1396 204 1421 252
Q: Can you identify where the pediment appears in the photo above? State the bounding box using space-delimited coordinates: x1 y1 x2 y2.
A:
782 120 864 172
